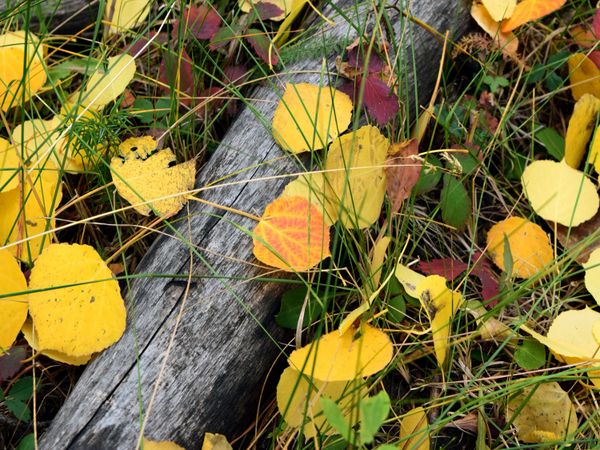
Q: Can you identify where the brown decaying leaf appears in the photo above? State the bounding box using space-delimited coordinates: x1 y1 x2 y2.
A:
385 139 421 212
555 209 600 264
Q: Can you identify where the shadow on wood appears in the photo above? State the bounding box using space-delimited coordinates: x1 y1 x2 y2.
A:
40 1 471 448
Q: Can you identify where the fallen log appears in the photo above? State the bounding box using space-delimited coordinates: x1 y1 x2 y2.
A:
39 1 471 448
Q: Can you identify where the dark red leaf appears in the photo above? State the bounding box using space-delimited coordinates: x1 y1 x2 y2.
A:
0 345 26 381
197 86 224 117
339 75 399 125
246 28 278 65
418 258 468 281
209 26 240 52
253 2 285 20
223 64 249 86
158 48 196 106
385 139 421 212
347 46 385 73
593 8 600 39
173 5 221 41
589 50 600 70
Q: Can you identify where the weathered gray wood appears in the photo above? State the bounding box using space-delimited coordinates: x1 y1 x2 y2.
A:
40 1 471 449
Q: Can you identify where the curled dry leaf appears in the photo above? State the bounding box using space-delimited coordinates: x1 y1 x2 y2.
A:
276 366 363 438
272 83 353 153
201 433 233 450
0 168 62 263
110 136 195 217
0 249 28 350
28 243 127 357
21 319 91 366
501 0 566 33
522 308 600 388
0 31 46 112
486 217 553 279
288 323 393 382
399 406 430 450
105 0 151 34
325 125 388 229
521 160 599 226
568 54 600 101
555 209 600 264
253 195 330 271
564 94 600 168
506 382 578 443
470 3 518 59
385 139 421 213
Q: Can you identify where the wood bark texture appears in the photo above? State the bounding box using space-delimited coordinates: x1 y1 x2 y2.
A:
40 1 471 448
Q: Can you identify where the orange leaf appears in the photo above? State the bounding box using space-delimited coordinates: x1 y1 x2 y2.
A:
253 196 330 271
501 0 565 32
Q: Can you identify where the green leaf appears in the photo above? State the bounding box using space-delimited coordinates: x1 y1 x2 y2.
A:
454 149 480 177
536 127 565 161
9 376 35 402
514 338 546 370
359 391 391 444
502 234 513 278
5 398 30 421
386 295 406 322
155 98 172 119
47 57 100 83
275 286 324 329
413 155 442 196
482 74 509 94
131 98 154 124
16 433 35 450
320 397 353 442
440 174 470 229
376 445 398 450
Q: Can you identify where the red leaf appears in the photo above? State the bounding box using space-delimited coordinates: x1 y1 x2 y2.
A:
339 75 398 125
246 28 278 65
254 1 284 20
593 8 600 39
158 48 196 106
347 46 385 73
589 50 600 70
223 64 249 86
173 5 221 41
126 31 167 57
418 258 468 281
385 139 421 212
0 345 26 381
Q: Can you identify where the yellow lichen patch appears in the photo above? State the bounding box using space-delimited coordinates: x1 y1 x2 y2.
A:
81 54 136 110
281 172 337 225
486 217 553 279
0 249 28 350
141 438 185 450
584 248 600 306
521 160 599 226
105 0 151 34
470 2 518 58
568 54 600 101
399 406 430 450
481 0 516 21
394 262 425 298
110 136 195 217
564 93 600 168
0 137 20 193
325 125 388 229
28 243 127 357
272 83 353 153
0 168 62 263
276 367 364 438
415 275 463 367
21 319 91 365
11 117 70 170
239 0 292 20
288 323 393 382
201 433 233 450
506 382 578 444
0 30 46 111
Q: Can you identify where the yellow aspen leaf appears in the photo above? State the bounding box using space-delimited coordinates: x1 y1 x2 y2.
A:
584 248 600 306
110 136 195 217
0 31 46 112
141 438 185 450
105 0 151 34
522 308 600 387
482 0 516 21
564 93 600 168
21 319 91 365
415 275 463 367
500 0 565 32
288 323 393 382
28 243 127 357
0 137 20 193
369 236 392 292
506 382 578 444
82 54 136 110
471 3 518 58
593 321 600 345
239 0 292 21
11 118 72 171
521 160 599 227
486 216 553 279
394 262 425 298
399 406 430 450
0 249 28 350
276 366 364 438
201 433 233 450
325 125 388 229
588 124 600 175
0 168 62 263
568 54 600 101
253 195 330 271
272 83 353 153
273 0 308 46
281 172 338 225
